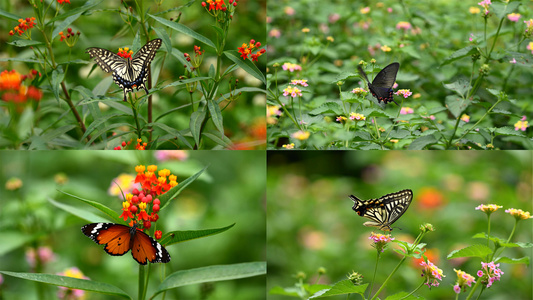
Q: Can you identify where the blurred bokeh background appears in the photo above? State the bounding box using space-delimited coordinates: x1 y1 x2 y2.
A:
0 150 266 299
267 151 532 299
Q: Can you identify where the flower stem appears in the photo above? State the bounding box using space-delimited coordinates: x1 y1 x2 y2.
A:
371 256 406 300
369 253 380 298
399 279 425 300
138 264 146 300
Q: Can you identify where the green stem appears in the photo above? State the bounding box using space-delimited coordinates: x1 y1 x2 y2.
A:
370 256 406 300
465 276 483 300
130 94 142 139
399 279 425 300
138 264 146 300
369 253 380 298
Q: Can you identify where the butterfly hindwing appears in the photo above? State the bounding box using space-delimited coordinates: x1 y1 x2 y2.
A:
132 229 171 265
358 62 400 105
86 39 162 101
350 189 413 231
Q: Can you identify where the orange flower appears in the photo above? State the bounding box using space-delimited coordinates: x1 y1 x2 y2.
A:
417 187 445 209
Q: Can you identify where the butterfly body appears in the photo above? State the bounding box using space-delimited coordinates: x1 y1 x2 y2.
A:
82 222 170 265
358 62 400 106
350 189 413 231
86 39 162 101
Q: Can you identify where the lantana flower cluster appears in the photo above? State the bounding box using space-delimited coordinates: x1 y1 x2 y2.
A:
395 89 412 98
118 165 178 235
9 17 36 37
453 269 476 293
349 112 366 121
282 62 302 72
283 85 302 98
420 260 445 288
57 267 88 300
477 262 504 288
0 69 42 104
368 232 394 253
514 116 528 131
290 79 308 87
237 39 266 62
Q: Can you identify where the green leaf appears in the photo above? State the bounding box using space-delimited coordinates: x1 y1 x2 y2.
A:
160 223 235 246
386 292 424 299
149 14 216 49
441 46 478 67
0 232 38 256
494 126 525 137
496 256 530 266
81 113 124 141
309 280 368 298
48 197 110 223
0 9 21 21
0 271 130 299
492 1 521 19
47 0 103 23
203 130 233 148
408 135 437 150
445 95 471 118
153 262 266 297
447 244 492 259
158 165 208 211
52 12 83 39
7 40 44 47
152 26 173 54
51 69 65 101
150 123 193 149
57 190 124 224
443 79 470 97
224 50 266 85
189 109 206 147
207 99 224 135
28 125 77 150
308 102 343 115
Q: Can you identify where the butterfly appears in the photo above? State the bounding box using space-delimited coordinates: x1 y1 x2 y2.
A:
357 62 400 106
86 39 162 102
81 222 170 265
350 189 413 231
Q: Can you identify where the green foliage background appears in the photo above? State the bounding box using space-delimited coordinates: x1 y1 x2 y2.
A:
267 151 532 299
0 150 266 299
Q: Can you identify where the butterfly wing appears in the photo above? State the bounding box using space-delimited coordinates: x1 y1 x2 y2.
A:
131 228 171 265
129 39 162 93
371 63 399 88
350 189 413 231
86 48 127 74
81 223 132 256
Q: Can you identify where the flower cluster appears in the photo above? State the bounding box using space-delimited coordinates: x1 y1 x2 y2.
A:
395 89 412 98
507 13 521 22
478 0 491 15
477 262 503 288
461 114 470 123
292 130 310 141
0 69 42 104
283 85 302 98
514 116 528 131
453 269 476 293
400 107 414 115
524 19 533 38
396 21 412 31
290 79 308 87
184 45 205 69
59 28 81 47
119 165 178 232
505 208 532 220
57 0 71 4
475 203 502 214
420 260 445 288
5 177 23 190
26 246 56 268
57 267 88 300
282 143 295 149
117 47 133 59
113 140 132 150
282 62 302 72
349 112 366 121
202 0 234 11
267 105 282 124
9 17 36 37
135 138 148 150
368 232 394 253
351 87 367 96
237 39 266 62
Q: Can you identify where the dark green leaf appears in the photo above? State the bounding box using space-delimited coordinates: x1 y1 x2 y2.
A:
309 280 368 298
224 50 266 85
408 135 437 150
57 190 124 224
189 109 206 146
447 244 492 259
207 100 224 135
160 223 235 246
149 14 216 49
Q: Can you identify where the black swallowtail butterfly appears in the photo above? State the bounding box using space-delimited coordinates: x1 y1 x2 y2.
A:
350 189 413 231
87 39 162 101
357 62 400 106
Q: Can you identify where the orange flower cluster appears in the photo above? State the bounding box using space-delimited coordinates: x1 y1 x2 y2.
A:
57 0 71 4
0 70 42 104
119 165 178 231
203 0 226 11
9 17 36 37
58 28 80 45
238 39 266 62
118 47 133 59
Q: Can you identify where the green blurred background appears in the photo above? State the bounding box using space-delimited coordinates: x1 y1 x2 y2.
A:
0 150 266 299
267 151 532 299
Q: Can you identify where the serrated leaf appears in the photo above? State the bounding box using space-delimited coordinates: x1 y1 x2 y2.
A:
308 102 342 115
496 256 530 266
445 95 470 118
441 46 478 66
408 135 437 150
447 244 492 259
443 78 470 97
494 126 525 137
309 280 368 298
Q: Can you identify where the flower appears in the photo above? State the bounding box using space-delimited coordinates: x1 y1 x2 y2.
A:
514 119 528 131
290 79 309 87
478 0 491 15
420 260 445 288
417 187 445 209
505 208 532 220
369 232 394 252
0 70 43 104
349 112 366 121
510 58 517 64
396 21 412 30
57 0 71 4
9 17 36 37
204 0 226 11
351 87 367 96
283 86 302 97
155 150 189 161
292 130 310 141
118 47 133 59
469 6 480 14
380 45 391 52
336 116 347 123
282 62 302 72
26 246 56 268
108 173 139 198
5 177 23 190
453 269 476 293
282 143 295 149
460 114 470 122
507 13 521 22
57 267 89 300
475 204 502 214
524 19 533 37
395 89 412 98
477 262 504 288
360 7 370 14
269 29 281 38
237 39 266 62
284 6 295 16
301 28 310 33
400 107 414 115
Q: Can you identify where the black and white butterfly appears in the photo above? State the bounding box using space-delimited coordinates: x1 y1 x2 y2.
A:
357 62 400 106
350 189 413 231
86 39 162 101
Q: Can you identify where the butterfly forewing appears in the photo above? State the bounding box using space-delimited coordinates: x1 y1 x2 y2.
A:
350 189 413 231
357 62 400 105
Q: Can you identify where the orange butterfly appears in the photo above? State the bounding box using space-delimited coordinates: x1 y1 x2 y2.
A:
82 223 170 265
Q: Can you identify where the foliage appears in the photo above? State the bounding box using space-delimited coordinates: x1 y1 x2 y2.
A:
266 0 532 149
0 0 266 149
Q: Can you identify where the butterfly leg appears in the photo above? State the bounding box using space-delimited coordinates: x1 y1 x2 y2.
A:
123 90 128 102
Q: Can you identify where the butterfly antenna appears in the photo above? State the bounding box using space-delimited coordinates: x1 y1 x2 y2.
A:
357 66 369 83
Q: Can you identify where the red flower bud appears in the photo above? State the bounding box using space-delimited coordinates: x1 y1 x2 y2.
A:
129 205 138 213
153 204 160 213
153 199 160 205
143 220 151 229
